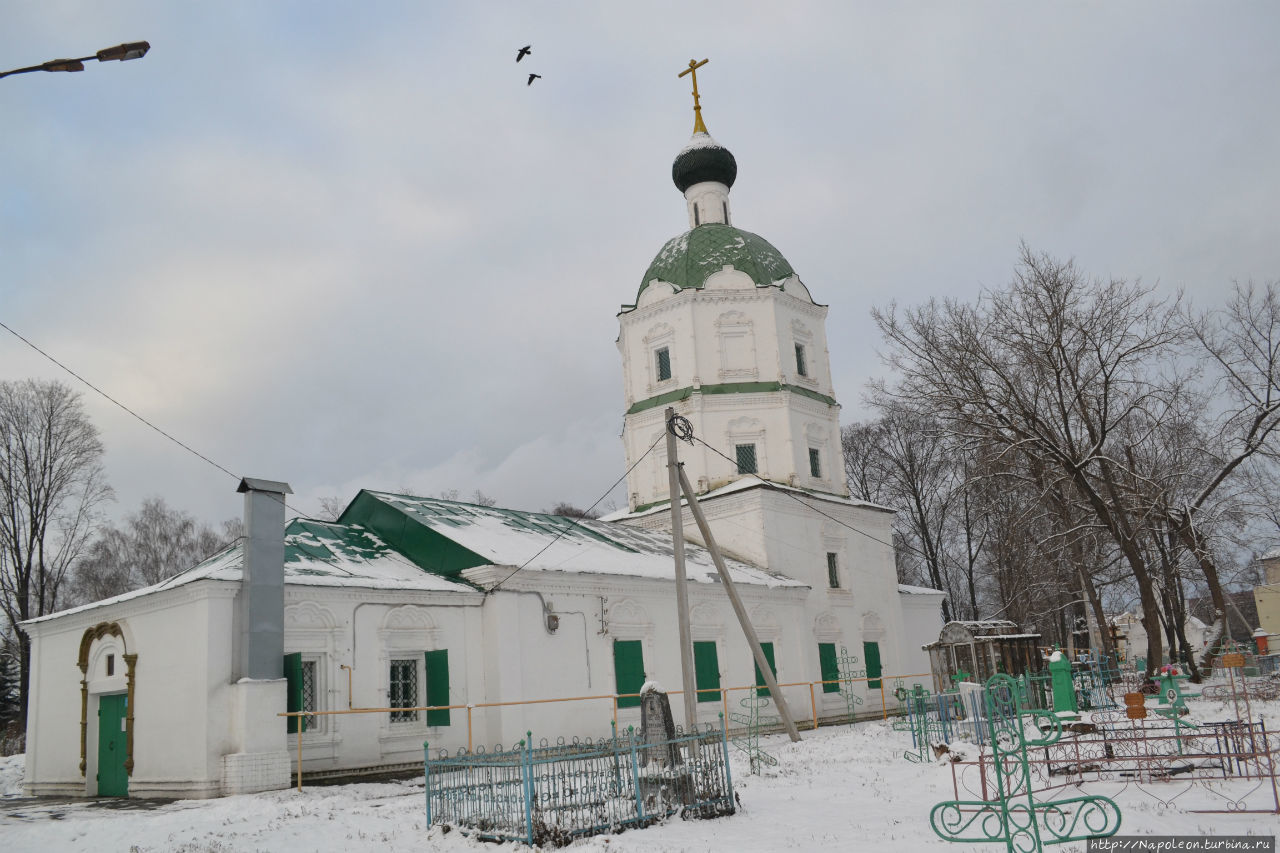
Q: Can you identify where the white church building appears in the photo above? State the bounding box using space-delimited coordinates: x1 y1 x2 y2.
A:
20 103 945 799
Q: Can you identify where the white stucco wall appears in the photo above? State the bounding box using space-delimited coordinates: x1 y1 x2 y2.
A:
618 279 845 511
23 581 237 798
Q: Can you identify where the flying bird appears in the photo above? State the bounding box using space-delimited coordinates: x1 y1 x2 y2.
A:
516 45 531 62
527 73 541 86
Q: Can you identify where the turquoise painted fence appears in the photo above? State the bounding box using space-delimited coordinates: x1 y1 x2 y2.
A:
425 720 735 847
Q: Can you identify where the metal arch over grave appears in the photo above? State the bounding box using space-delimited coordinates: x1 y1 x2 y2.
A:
929 673 1121 853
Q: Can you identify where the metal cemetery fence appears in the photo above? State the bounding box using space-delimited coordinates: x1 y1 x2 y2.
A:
424 719 735 846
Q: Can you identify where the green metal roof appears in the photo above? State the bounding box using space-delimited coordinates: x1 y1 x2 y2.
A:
639 223 795 300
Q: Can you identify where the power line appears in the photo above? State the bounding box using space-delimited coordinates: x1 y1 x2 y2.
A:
487 432 665 594
687 432 898 551
0 320 241 481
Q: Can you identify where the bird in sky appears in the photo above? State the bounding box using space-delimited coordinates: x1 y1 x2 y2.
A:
527 73 541 86
516 45 532 62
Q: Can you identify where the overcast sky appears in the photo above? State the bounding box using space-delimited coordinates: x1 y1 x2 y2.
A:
3 2 1278 530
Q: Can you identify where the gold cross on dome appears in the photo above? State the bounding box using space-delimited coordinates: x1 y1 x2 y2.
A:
678 58 710 134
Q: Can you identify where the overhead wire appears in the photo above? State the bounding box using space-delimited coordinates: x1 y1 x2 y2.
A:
1 320 241 481
485 432 665 594
686 431 898 551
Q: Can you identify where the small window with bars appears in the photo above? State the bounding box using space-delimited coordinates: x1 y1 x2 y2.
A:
301 659 318 730
809 448 822 479
389 658 419 723
827 552 840 589
795 343 808 377
656 347 672 382
736 443 758 475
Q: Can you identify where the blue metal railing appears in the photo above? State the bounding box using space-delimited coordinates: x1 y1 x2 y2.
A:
425 718 735 846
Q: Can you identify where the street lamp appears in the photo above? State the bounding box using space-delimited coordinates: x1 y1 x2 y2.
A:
0 41 150 80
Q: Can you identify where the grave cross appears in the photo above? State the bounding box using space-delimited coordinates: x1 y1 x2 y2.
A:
929 674 1121 852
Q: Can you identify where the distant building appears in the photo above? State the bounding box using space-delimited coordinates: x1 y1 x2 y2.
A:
1252 548 1280 648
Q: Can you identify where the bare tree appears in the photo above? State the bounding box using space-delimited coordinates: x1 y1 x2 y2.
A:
874 247 1186 674
316 495 347 522
70 497 239 602
546 502 600 519
0 379 112 728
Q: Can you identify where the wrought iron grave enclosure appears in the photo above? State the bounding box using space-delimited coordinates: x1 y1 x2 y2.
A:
425 720 735 846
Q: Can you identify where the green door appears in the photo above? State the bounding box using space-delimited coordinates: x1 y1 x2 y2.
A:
97 693 128 797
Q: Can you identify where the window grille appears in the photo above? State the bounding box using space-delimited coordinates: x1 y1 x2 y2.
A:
735 443 758 474
827 552 840 589
301 659 318 730
390 658 419 722
656 347 672 382
795 343 808 377
809 448 822 478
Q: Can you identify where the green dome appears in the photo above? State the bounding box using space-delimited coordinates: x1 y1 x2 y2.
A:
639 223 796 297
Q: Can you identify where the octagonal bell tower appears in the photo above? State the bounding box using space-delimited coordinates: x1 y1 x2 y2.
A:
616 82 847 513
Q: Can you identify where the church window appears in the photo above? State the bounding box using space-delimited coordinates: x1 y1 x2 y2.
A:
827 552 840 589
809 448 822 479
389 658 419 722
694 204 700 226
722 201 728 223
818 642 841 694
106 654 115 677
795 343 808 377
656 347 672 382
613 640 645 709
753 641 777 698
694 641 721 703
736 443 758 474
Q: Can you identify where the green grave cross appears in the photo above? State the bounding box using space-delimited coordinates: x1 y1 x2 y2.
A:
834 645 865 722
930 673 1121 852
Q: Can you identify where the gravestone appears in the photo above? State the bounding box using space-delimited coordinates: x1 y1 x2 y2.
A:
636 683 692 807
638 683 682 768
1048 648 1079 718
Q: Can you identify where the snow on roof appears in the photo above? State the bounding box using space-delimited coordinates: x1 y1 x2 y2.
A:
600 475 893 523
366 491 804 588
679 132 726 153
23 518 476 626
898 583 945 596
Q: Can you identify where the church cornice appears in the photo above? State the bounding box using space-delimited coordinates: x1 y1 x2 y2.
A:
620 283 827 324
626 381 837 415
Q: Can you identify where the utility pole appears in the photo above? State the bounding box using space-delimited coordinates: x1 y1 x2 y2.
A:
675 458 801 742
665 408 699 733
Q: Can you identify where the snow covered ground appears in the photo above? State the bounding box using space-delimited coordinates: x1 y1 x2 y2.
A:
2 696 1278 853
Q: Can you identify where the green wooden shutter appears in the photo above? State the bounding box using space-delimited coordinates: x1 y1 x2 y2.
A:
613 640 645 708
818 643 840 694
694 641 721 703
284 652 305 733
425 649 450 727
863 641 882 689
753 642 777 698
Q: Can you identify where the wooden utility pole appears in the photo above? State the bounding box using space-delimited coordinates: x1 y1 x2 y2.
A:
676 464 801 742
665 408 699 733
